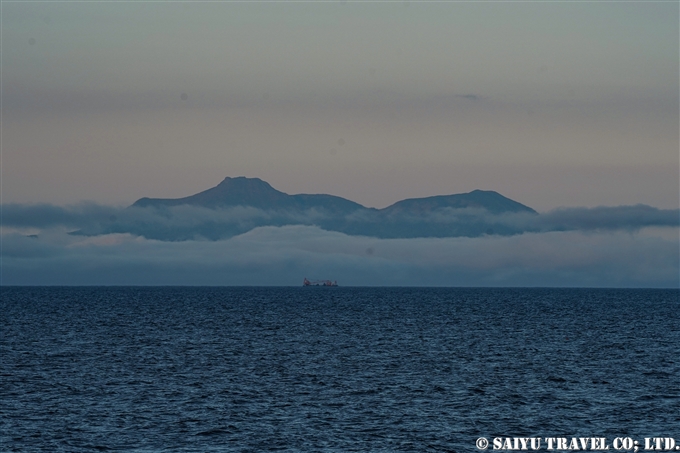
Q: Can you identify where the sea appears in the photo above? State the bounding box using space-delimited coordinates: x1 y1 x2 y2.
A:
1 287 678 452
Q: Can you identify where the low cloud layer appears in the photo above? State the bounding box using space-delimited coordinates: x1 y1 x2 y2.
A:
3 203 677 287
535 205 679 231
3 202 678 241
2 225 677 287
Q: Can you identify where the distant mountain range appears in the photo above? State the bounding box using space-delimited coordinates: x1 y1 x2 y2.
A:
133 177 369 214
54 177 676 241
107 177 535 240
133 176 536 215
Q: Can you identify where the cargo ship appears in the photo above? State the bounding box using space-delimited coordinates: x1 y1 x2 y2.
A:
303 278 338 287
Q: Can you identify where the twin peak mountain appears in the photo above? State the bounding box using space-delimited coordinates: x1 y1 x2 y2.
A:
132 177 536 215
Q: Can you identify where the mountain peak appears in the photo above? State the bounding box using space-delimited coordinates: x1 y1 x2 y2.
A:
132 177 534 215
215 176 279 193
382 189 536 215
132 176 287 209
219 176 266 185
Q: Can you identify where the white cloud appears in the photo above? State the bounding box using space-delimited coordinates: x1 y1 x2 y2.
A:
3 202 677 242
2 225 677 287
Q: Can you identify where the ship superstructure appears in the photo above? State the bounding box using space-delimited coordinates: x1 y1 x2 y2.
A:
303 278 338 287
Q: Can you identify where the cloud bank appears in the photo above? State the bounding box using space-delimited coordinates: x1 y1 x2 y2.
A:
2 226 678 288
3 202 677 287
3 202 678 241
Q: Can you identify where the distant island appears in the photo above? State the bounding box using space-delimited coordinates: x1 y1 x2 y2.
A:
82 176 534 240
133 176 536 215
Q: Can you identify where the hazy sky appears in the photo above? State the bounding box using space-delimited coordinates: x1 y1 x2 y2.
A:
2 1 678 211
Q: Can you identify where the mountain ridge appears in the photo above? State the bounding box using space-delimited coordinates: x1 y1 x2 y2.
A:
60 176 543 240
132 176 536 215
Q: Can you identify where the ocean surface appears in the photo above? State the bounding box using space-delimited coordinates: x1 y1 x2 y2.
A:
2 287 678 452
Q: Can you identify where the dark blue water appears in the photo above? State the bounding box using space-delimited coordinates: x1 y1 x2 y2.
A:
2 287 678 452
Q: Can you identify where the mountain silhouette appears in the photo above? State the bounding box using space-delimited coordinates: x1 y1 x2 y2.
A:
132 176 535 215
381 190 535 215
133 177 367 214
65 176 540 240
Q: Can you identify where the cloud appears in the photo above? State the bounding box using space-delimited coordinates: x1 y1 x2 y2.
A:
2 202 120 229
2 202 678 241
1 225 678 287
534 205 680 231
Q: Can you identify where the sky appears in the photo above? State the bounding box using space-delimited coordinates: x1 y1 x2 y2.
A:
1 0 679 286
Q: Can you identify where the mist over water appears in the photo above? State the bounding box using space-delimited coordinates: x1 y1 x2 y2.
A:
2 287 678 452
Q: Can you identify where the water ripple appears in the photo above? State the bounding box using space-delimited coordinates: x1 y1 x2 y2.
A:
1 287 678 452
